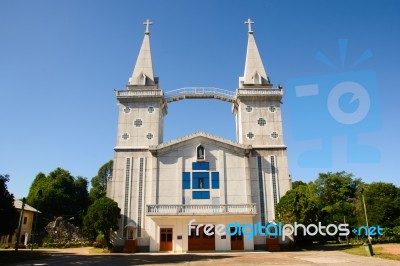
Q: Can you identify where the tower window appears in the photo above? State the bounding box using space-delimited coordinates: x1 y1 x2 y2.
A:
245 105 252 112
124 107 131 113
134 119 143 127
269 105 276 113
247 132 254 139
258 118 266 126
271 132 279 139
122 133 130 140
146 133 153 140
148 106 154 113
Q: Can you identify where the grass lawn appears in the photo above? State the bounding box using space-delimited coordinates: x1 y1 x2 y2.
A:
0 250 50 265
341 243 400 261
88 247 111 254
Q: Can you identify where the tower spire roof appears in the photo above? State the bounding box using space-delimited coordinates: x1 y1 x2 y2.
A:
241 18 270 87
128 19 156 86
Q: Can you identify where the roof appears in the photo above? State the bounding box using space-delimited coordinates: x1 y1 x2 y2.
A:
14 199 41 213
241 20 270 86
149 131 252 155
128 21 155 86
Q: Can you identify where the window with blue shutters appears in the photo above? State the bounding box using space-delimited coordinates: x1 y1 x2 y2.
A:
182 157 220 201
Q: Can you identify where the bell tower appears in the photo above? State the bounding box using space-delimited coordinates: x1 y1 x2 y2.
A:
233 19 284 148
115 19 167 149
233 19 290 222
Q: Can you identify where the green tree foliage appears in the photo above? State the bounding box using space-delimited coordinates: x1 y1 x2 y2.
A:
26 168 88 238
88 160 113 203
292 180 307 189
356 182 400 228
0 174 19 236
276 184 320 225
277 171 400 245
83 197 120 248
313 171 362 226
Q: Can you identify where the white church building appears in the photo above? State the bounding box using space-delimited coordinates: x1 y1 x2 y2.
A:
107 19 291 252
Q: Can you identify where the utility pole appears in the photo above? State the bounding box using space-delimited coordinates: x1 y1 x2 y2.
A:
344 216 349 245
361 191 371 244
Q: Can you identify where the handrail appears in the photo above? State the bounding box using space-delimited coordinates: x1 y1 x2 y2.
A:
164 87 235 103
146 203 257 215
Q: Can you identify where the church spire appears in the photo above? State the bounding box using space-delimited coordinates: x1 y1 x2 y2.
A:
128 19 156 86
241 18 270 87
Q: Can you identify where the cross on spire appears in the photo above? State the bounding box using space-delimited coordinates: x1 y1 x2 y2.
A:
143 19 153 34
245 18 254 33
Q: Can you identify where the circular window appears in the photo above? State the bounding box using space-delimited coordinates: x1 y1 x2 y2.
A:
134 119 143 127
124 107 131 113
269 105 276 113
121 133 130 140
148 106 154 113
146 133 153 140
245 105 253 113
271 131 279 139
246 132 254 139
258 118 266 126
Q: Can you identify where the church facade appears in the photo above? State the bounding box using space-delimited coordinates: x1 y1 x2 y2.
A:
107 19 292 252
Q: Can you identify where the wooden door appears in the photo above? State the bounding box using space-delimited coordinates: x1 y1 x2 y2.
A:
160 228 173 251
188 225 215 251
230 227 244 250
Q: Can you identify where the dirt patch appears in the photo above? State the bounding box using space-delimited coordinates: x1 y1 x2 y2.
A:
376 244 400 255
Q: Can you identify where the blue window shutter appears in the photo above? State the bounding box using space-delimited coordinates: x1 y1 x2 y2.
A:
192 162 209 170
182 172 190 189
193 191 210 199
212 172 220 189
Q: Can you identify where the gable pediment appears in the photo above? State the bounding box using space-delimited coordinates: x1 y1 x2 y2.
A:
149 132 251 156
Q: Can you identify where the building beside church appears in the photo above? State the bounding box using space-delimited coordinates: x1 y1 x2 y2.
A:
0 199 40 248
107 19 291 252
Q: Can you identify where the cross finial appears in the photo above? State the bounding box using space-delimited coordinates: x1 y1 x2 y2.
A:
245 18 254 33
143 19 153 34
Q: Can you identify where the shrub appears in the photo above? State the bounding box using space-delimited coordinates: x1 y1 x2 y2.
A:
93 241 103 248
26 243 39 249
95 234 107 248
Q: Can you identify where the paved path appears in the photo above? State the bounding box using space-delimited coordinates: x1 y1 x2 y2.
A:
9 248 400 265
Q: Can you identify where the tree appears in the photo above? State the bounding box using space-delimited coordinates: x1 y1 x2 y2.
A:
313 171 362 226
276 184 320 245
356 182 400 229
276 184 320 225
292 180 307 189
0 174 19 237
88 160 113 203
26 168 89 240
83 197 120 248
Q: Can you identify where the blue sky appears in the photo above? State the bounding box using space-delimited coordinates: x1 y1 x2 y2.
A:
1 0 399 198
